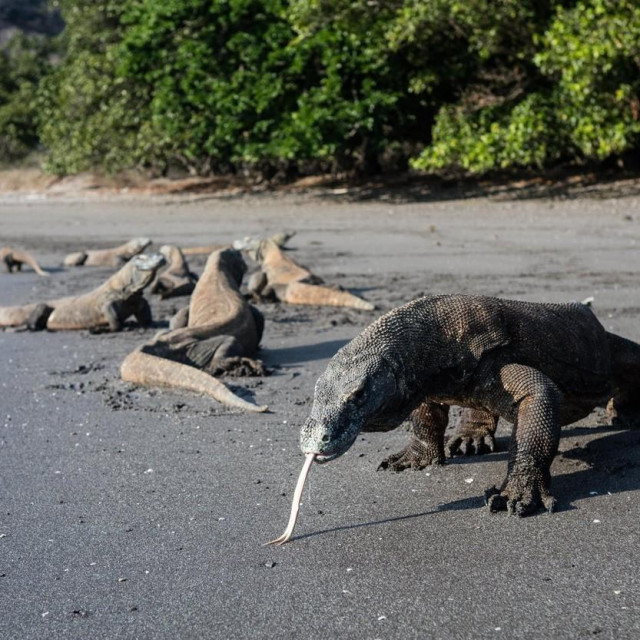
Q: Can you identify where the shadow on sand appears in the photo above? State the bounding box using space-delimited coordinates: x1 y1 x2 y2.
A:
291 425 640 542
263 338 349 366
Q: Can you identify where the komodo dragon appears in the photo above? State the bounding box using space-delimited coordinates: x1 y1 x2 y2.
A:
182 231 295 256
0 246 49 276
121 248 267 412
267 294 640 544
149 245 198 298
247 238 374 310
63 237 151 267
0 253 165 331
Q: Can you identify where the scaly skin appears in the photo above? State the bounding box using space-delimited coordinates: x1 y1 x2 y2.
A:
0 253 164 331
63 237 151 267
248 238 374 311
0 246 49 276
299 294 640 516
149 245 198 298
121 248 267 412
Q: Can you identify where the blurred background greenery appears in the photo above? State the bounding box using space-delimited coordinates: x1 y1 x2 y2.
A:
1 0 639 179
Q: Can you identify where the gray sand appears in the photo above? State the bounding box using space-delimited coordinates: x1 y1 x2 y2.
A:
1 190 639 639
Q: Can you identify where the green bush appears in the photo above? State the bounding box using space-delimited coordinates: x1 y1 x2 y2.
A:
0 33 54 164
413 0 640 172
11 0 640 176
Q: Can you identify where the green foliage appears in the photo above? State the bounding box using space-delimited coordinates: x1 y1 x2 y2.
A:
37 0 152 174
0 33 55 163
413 0 640 172
4 0 640 175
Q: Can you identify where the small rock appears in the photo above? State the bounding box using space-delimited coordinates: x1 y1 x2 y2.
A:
264 561 276 568
118 577 127 582
71 609 89 618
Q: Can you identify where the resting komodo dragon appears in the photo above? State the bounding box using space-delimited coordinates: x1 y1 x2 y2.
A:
182 231 295 257
121 248 267 412
63 237 151 267
269 294 640 543
149 245 198 298
1 246 49 276
247 238 374 310
0 253 165 331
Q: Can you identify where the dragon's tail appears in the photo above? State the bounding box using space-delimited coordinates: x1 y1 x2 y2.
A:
282 281 375 311
20 252 49 277
120 348 268 413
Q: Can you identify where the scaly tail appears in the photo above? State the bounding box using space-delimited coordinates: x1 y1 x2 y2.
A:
21 251 49 277
120 348 268 413
282 281 374 310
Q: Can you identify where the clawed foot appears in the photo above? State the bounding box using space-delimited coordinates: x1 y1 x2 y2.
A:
211 356 266 377
484 480 556 517
377 441 444 472
447 432 497 457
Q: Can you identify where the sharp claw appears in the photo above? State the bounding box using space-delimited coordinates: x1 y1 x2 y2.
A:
484 486 500 505
542 495 557 514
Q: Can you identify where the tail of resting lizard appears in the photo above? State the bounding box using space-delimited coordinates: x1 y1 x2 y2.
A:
247 238 374 311
120 248 267 413
1 246 49 276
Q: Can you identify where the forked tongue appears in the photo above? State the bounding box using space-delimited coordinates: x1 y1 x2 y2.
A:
264 453 315 546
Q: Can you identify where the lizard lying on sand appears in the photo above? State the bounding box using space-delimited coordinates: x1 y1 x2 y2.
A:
268 294 640 543
1 246 49 276
121 248 267 412
0 253 165 331
63 237 151 267
247 238 374 310
149 245 198 298
181 231 295 256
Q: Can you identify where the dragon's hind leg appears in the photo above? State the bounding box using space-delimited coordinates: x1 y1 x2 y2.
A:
606 332 640 428
447 408 499 457
186 336 265 377
378 401 449 471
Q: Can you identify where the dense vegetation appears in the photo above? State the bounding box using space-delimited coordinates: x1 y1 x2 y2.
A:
1 0 639 177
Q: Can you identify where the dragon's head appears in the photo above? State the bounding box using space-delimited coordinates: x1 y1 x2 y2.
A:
125 237 152 256
300 351 397 463
128 253 166 291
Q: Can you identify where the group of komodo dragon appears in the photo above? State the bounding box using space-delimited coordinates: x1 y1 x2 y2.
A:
3 234 640 540
1 233 373 412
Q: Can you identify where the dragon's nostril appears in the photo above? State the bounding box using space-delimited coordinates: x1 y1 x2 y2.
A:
321 435 330 443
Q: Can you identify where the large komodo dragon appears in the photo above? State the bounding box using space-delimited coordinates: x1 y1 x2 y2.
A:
63 237 151 267
121 248 267 413
1 246 49 276
149 245 198 298
268 294 640 544
0 253 165 331
248 238 374 310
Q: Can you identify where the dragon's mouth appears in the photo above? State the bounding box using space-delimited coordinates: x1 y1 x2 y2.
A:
310 430 359 464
